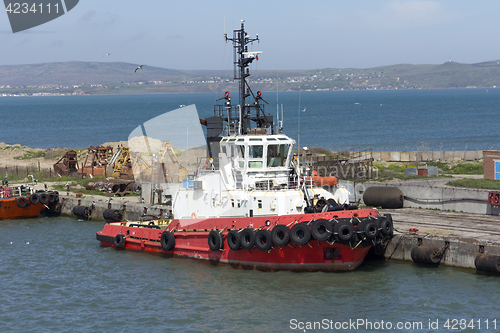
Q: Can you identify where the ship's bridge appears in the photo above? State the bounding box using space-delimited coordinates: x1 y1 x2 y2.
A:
218 134 296 190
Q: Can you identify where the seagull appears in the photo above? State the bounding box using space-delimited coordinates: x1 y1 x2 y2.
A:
102 53 111 57
302 108 306 112
135 65 145 72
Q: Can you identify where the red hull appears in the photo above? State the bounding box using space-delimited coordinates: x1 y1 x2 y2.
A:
0 197 45 220
97 209 381 272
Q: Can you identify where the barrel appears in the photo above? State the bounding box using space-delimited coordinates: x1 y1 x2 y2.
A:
72 206 89 218
411 246 442 264
103 209 122 221
363 187 404 209
475 254 500 273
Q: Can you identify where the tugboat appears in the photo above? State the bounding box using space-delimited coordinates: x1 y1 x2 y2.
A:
0 184 61 220
96 21 393 271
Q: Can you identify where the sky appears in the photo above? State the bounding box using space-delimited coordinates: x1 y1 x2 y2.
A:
1 0 500 70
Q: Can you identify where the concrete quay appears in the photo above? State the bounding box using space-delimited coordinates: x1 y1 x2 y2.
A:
59 194 168 222
381 207 500 271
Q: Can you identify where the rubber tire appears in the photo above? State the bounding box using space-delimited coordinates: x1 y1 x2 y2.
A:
255 229 273 251
271 225 291 247
310 219 332 241
239 228 256 250
291 223 311 246
39 193 49 204
379 216 394 236
227 230 241 251
48 193 56 203
52 203 62 213
363 221 378 239
335 221 354 242
160 231 175 252
114 234 126 248
17 197 28 208
208 230 223 251
29 193 39 205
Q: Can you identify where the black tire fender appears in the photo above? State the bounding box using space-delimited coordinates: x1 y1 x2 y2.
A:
291 223 311 246
160 230 175 252
114 234 126 248
208 230 223 251
255 229 273 251
239 228 256 250
379 216 394 236
271 225 291 247
363 221 378 239
335 221 354 242
17 197 28 208
29 193 39 205
227 230 241 251
310 219 332 241
39 193 49 204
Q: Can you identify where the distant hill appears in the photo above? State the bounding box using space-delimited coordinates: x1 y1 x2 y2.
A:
0 61 187 86
1 60 500 94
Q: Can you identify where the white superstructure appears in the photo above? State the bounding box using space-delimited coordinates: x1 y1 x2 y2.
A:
172 133 348 219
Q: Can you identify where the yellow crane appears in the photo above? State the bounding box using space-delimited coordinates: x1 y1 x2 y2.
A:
158 141 188 183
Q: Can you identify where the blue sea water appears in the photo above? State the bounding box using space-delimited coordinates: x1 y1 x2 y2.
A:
1 217 500 332
1 88 499 152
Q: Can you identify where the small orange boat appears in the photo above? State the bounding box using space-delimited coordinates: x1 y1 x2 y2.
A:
0 186 61 220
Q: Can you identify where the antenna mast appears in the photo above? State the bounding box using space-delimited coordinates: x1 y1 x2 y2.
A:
225 20 259 134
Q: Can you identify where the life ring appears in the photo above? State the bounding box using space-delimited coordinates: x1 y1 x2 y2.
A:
239 228 256 250
310 219 332 241
208 230 224 251
191 212 198 219
227 230 241 251
17 197 28 208
271 225 291 247
224 91 230 98
256 90 262 99
255 229 273 251
39 193 49 204
205 158 212 168
29 193 40 205
291 223 311 246
160 230 175 252
114 234 126 248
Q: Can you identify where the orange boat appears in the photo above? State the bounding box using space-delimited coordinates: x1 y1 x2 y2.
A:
0 186 61 220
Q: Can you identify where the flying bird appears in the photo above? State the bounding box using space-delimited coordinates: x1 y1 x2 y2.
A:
102 53 111 57
135 65 145 72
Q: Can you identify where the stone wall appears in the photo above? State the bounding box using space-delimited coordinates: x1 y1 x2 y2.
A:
372 150 483 162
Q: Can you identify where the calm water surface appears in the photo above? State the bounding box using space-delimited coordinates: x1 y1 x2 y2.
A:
1 89 500 152
1 217 500 332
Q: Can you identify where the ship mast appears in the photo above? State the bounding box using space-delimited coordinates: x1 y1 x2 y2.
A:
225 20 264 135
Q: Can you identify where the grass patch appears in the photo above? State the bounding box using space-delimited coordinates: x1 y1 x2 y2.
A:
3 145 21 151
13 150 45 160
427 161 483 175
371 163 421 181
447 178 500 190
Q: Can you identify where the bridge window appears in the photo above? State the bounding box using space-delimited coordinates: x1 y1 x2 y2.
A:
267 144 290 167
249 145 263 158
